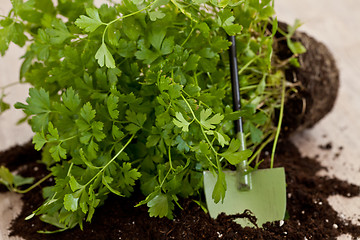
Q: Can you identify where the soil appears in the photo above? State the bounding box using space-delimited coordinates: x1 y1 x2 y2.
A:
274 22 340 135
0 139 358 240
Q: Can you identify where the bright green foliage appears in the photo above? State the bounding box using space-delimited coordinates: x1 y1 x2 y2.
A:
0 0 297 231
95 43 116 68
75 8 104 32
0 166 34 191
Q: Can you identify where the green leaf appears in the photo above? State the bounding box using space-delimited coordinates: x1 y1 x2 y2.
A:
287 19 303 36
62 88 81 112
120 162 141 186
91 121 106 141
95 43 116 68
13 174 34 187
79 148 100 169
212 170 226 203
45 19 73 44
148 11 166 21
146 134 161 148
0 166 14 187
102 174 124 197
33 131 47 150
15 88 50 115
249 123 263 144
214 131 229 147
107 94 119 119
168 84 182 99
220 139 252 165
14 88 51 131
9 22 28 47
0 95 10 114
80 102 96 123
149 28 166 51
200 109 224 130
69 176 83 192
221 149 252 165
135 47 159 64
175 135 189 152
111 124 124 140
287 39 306 55
126 110 147 127
79 190 89 214
173 112 190 132
251 111 268 125
147 193 174 218
49 144 67 162
160 37 174 55
47 122 59 142
223 24 243 36
75 8 104 32
64 194 79 212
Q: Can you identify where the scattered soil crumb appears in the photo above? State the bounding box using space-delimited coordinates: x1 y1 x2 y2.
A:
319 142 333 150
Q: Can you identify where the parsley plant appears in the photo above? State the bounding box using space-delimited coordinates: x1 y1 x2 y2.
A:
0 0 294 231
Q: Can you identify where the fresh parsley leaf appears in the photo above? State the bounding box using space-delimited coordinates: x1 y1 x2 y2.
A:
173 112 191 132
45 19 73 45
148 11 166 21
64 193 79 212
107 94 119 119
212 170 226 204
95 43 116 68
75 8 104 33
200 109 224 130
15 88 51 131
147 192 174 218
0 166 14 188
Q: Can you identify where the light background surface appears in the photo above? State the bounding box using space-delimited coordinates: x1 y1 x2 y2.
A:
0 1 359 239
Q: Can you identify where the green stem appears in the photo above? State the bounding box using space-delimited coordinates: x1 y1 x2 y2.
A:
0 81 21 90
270 78 286 168
14 173 53 194
180 94 220 170
181 27 195 47
60 134 78 144
181 94 217 154
84 134 135 187
238 55 260 76
247 132 274 165
168 145 174 170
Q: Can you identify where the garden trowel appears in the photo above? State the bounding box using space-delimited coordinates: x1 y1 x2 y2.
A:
203 35 286 227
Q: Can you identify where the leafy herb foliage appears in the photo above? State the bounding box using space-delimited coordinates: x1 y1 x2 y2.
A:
0 0 292 231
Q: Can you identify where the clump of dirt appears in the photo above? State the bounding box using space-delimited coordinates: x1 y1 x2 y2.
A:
319 142 333 150
0 140 359 240
274 22 340 135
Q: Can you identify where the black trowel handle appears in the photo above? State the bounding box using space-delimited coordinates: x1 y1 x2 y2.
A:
228 35 246 151
228 35 251 190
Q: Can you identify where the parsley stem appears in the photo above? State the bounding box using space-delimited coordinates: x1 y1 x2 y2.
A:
270 77 286 168
0 81 21 90
181 27 195 47
247 132 275 165
180 94 219 165
168 145 174 170
238 55 259 76
84 134 135 188
14 173 53 194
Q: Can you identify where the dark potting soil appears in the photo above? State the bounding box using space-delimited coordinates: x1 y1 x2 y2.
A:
1 140 359 240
